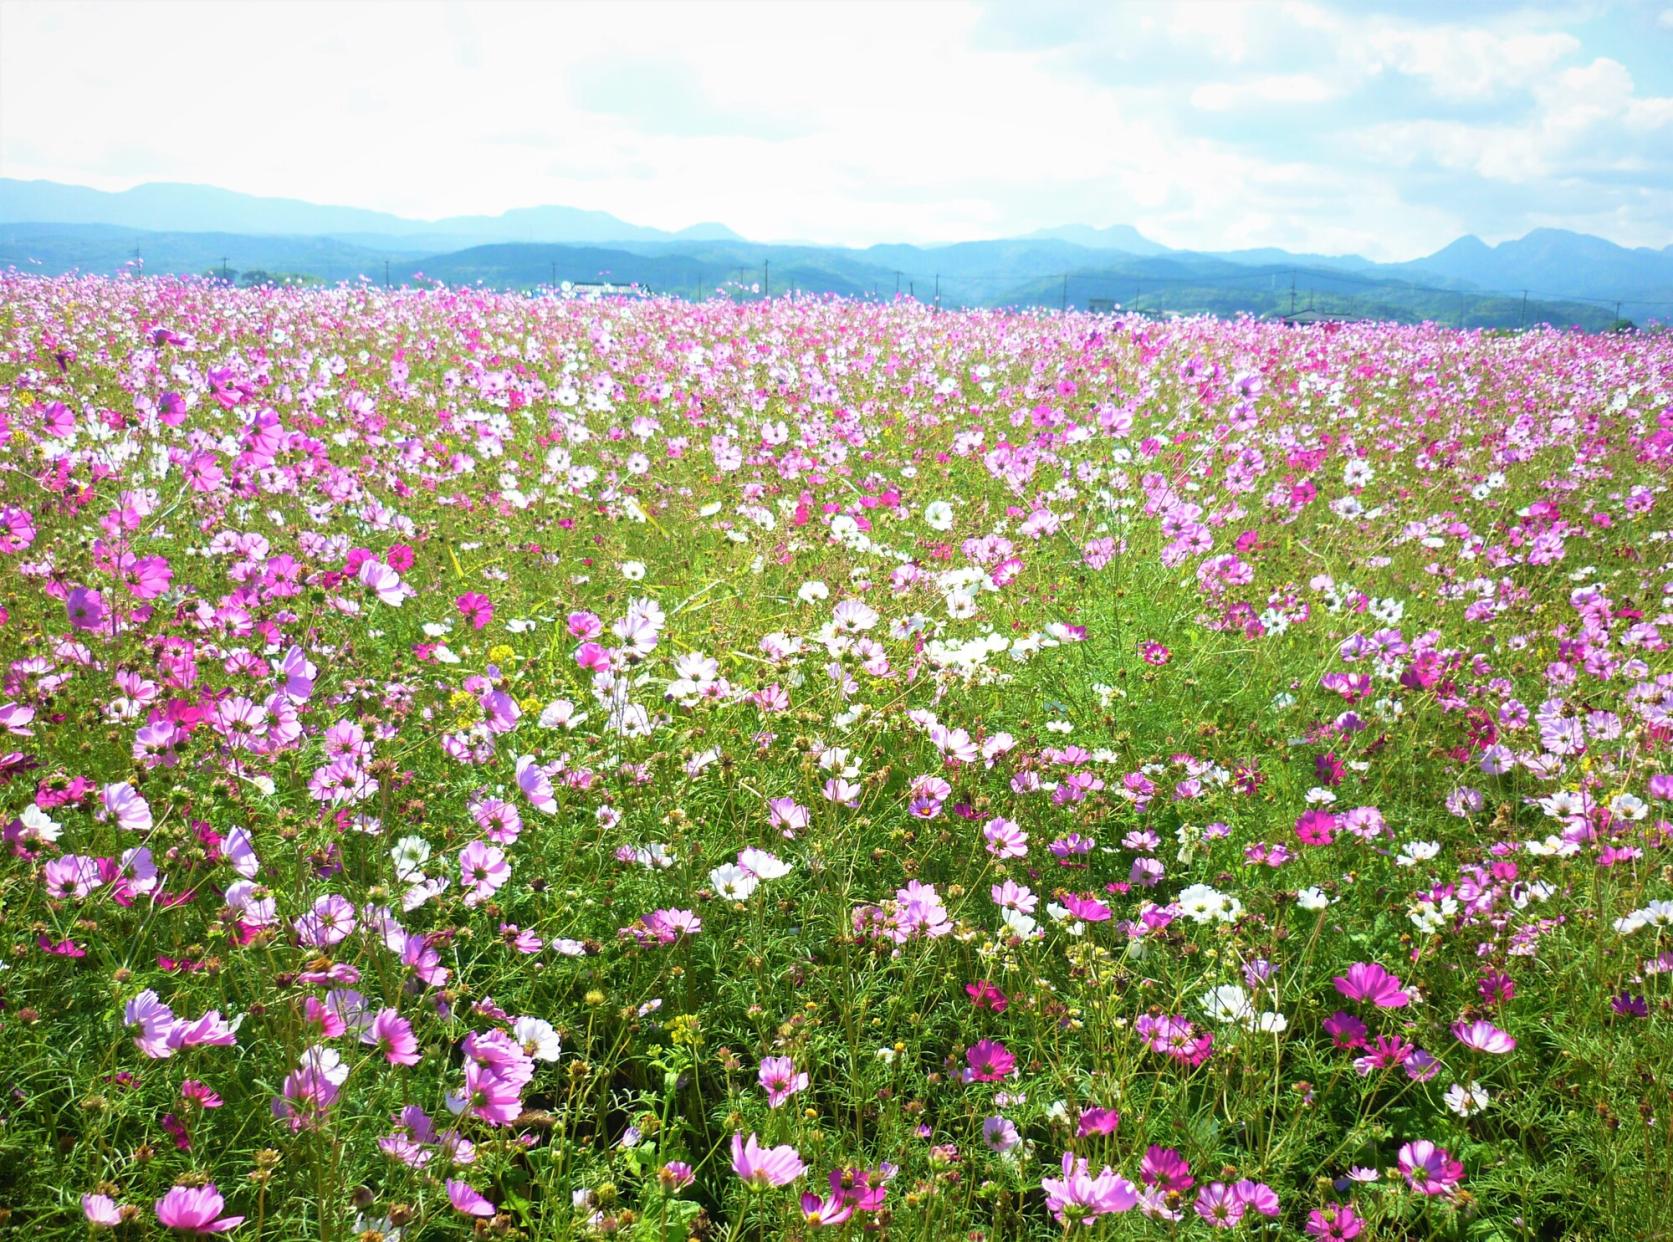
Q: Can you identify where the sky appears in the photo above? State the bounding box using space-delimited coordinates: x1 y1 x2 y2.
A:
0 0 1669 260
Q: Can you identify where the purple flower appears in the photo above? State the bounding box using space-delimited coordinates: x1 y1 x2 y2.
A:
66 586 106 631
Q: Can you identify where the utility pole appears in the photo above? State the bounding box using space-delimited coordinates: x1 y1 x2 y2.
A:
384 259 390 289
1061 273 1068 312
909 280 914 299
764 259 770 298
1458 291 1466 329
1518 290 1528 330
1288 271 1296 318
933 272 939 308
221 256 229 282
1614 300 1622 325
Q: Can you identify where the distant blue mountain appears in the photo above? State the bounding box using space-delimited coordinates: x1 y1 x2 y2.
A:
0 178 742 247
1016 223 1170 255
2 178 1666 316
1394 228 1673 302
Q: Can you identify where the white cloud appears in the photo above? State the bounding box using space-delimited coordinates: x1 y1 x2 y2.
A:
1190 74 1338 111
0 0 1667 259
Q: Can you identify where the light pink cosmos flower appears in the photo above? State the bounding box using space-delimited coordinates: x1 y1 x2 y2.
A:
983 816 1028 858
516 754 558 813
1040 1150 1139 1225
83 1193 124 1227
154 1183 244 1234
731 1131 806 1188
758 1056 809 1108
459 840 510 906
101 781 153 833
1452 1019 1516 1054
357 558 413 606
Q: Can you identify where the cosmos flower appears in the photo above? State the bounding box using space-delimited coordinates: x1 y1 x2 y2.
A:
758 1056 809 1108
154 1184 244 1234
731 1132 806 1188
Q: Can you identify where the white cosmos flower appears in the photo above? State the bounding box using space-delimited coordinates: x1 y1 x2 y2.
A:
1443 1081 1490 1117
924 500 955 531
738 848 792 880
512 1016 562 1061
1199 984 1254 1024
390 835 432 882
709 864 760 900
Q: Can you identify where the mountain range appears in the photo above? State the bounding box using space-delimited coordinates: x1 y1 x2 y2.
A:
2 178 1669 327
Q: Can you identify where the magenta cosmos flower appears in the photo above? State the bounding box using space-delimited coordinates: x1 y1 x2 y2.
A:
1333 962 1411 1008
1306 1202 1364 1239
1397 1140 1464 1195
154 1184 244 1234
964 1038 1016 1082
732 1131 806 1188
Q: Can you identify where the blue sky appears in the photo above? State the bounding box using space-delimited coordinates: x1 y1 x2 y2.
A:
1 0 1668 258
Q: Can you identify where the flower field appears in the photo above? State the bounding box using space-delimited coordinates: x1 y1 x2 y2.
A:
2 274 1671 1240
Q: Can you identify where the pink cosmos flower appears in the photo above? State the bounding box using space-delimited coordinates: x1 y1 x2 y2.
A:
446 1179 495 1217
127 554 173 600
982 816 1028 858
102 781 153 833
154 1183 244 1234
1140 1146 1193 1193
516 754 558 813
758 1056 809 1108
1076 1107 1119 1137
732 1131 806 1188
1294 810 1338 846
1333 962 1411 1008
1194 1182 1245 1228
366 1008 421 1065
